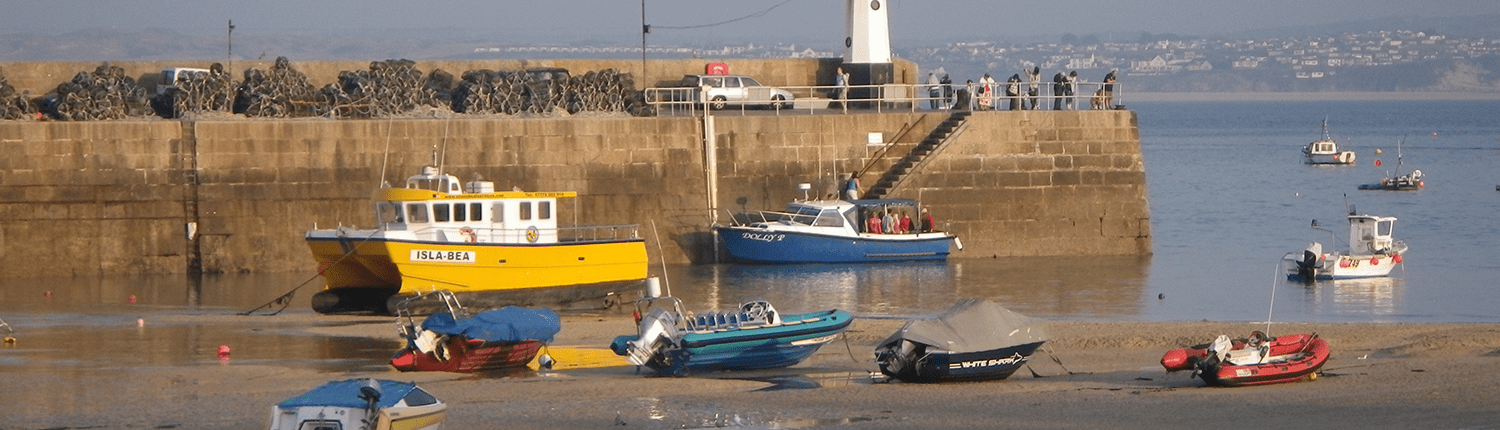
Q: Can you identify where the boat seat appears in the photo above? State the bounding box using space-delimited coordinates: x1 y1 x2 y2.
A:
690 310 773 331
1225 344 1270 366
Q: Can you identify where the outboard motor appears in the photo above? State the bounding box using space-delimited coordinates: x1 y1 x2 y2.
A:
1295 242 1323 282
625 307 680 367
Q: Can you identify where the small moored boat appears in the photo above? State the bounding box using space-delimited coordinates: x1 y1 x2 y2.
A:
390 290 561 373
1285 209 1407 280
269 378 446 430
1359 139 1423 191
1302 118 1356 165
609 295 851 375
873 298 1049 383
714 198 961 264
304 162 648 314
1161 332 1329 387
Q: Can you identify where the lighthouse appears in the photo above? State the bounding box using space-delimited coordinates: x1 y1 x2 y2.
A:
843 0 894 103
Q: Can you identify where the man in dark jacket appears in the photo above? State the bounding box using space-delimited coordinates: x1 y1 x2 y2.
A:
1052 72 1067 110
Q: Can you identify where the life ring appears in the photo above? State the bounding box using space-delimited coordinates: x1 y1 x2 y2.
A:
458 227 476 243
525 225 539 243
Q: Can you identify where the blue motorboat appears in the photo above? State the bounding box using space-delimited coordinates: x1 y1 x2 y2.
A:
609 297 852 375
713 199 961 263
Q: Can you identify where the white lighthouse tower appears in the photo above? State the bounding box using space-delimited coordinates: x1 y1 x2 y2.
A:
843 0 894 102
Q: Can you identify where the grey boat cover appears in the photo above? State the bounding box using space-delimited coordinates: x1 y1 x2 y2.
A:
877 298 1049 352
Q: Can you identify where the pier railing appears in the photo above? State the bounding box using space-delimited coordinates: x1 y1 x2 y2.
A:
644 81 1123 115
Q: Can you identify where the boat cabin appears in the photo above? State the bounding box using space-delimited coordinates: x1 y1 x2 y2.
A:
372 166 570 244
739 199 925 235
1347 214 1397 254
1307 140 1338 156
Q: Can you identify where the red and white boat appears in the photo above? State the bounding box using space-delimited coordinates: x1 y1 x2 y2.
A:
1161 332 1329 387
390 290 560 373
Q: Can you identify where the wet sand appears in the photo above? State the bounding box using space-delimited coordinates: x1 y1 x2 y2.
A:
4 314 1499 429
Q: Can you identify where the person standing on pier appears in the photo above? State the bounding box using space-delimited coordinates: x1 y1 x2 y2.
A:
926 72 942 109
1052 72 1067 110
1025 66 1041 110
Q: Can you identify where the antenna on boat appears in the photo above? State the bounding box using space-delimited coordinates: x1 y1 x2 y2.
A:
650 220 671 297
1265 260 1279 336
379 118 394 186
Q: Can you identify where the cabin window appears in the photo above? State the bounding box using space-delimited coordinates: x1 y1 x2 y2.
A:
377 202 402 224
403 388 439 406
539 201 552 220
453 203 467 222
470 203 483 221
406 203 429 223
433 203 451 222
1378 220 1393 236
813 210 844 227
519 202 532 220
296 420 342 430
409 177 442 191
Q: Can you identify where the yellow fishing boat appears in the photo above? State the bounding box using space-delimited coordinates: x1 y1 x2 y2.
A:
306 165 647 314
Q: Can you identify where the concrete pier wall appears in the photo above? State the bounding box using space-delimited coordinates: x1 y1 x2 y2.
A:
0 110 1148 278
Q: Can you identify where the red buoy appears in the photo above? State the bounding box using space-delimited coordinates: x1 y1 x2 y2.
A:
1339 259 1350 268
1393 254 1403 263
1370 257 1380 265
1375 160 1383 166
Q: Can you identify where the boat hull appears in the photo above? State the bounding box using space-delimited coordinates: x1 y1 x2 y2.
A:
880 341 1045 383
714 226 953 263
307 233 647 314
1287 253 1404 280
610 309 852 375
391 338 542 373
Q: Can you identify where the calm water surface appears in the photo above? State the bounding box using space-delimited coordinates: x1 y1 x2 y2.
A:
3 100 1498 327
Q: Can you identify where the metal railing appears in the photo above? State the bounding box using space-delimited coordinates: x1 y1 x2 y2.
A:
406 224 642 243
644 82 1124 115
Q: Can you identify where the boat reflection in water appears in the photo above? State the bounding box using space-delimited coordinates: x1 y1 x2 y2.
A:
1299 277 1403 318
659 255 1151 319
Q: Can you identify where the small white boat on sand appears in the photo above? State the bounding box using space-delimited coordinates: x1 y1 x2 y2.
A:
1285 210 1407 280
269 378 446 430
1303 119 1356 165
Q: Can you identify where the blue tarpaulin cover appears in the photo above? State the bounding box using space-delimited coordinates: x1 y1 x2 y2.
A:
277 379 415 409
421 306 561 343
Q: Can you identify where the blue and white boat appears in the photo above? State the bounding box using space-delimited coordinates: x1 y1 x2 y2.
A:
269 378 446 430
609 296 852 375
713 199 961 263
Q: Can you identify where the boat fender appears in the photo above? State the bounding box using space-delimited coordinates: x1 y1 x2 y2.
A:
1370 256 1379 265
1392 254 1402 263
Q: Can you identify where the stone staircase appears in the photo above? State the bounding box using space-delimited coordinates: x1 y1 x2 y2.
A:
861 111 972 199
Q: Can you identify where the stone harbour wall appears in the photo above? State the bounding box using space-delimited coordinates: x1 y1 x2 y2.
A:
0 110 1148 278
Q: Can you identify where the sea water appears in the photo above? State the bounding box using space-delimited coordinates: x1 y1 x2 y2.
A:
2 100 1497 323
665 99 1500 323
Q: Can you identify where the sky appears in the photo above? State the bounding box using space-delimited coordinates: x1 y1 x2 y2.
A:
4 0 1499 48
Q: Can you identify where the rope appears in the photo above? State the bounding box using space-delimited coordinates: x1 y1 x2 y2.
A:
841 332 861 363
238 229 376 315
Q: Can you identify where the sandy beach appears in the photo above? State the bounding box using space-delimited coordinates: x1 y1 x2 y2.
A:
4 313 1499 430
